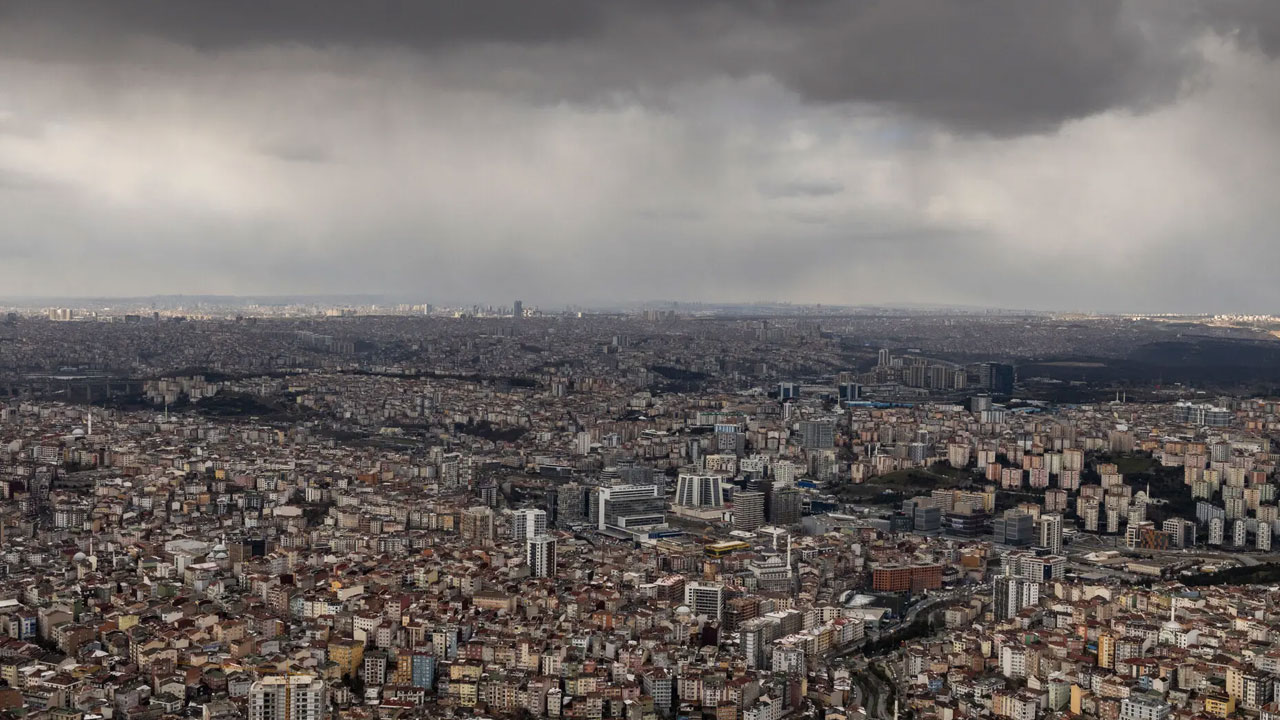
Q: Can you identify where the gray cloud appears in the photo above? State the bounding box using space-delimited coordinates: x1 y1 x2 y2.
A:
0 1 1277 311
0 1 610 51
759 179 845 199
0 1 1271 134
0 167 56 191
258 140 334 164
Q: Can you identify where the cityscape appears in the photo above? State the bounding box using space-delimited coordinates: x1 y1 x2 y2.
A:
5 305 1280 720
4 3 1280 720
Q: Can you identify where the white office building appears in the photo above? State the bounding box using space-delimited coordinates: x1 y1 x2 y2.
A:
685 582 725 622
595 484 666 532
511 508 548 541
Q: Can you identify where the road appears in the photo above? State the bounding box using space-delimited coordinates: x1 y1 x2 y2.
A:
830 582 990 718
1069 534 1280 568
876 582 990 639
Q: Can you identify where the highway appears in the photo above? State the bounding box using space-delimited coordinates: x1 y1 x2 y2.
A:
1067 533 1280 568
875 582 991 641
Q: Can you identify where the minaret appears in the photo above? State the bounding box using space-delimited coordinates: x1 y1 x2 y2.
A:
87 412 92 436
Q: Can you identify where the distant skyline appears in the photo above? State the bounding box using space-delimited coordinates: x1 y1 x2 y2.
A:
1 1 1279 312
0 292 1263 319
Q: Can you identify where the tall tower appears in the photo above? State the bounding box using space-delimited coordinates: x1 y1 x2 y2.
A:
733 491 765 532
1037 514 1063 555
527 534 556 578
513 300 523 319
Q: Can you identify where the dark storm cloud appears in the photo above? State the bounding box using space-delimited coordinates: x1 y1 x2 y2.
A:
1194 0 1280 56
0 0 609 51
1 0 1279 311
3 0 1276 135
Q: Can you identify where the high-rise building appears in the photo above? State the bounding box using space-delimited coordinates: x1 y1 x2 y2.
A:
595 484 665 533
617 463 656 486
675 474 726 508
410 653 436 690
512 508 548 541
994 510 1035 546
1208 516 1224 545
740 616 782 670
977 362 1015 395
769 485 802 525
798 421 836 450
1174 401 1231 428
734 491 766 532
1234 519 1248 547
513 300 523 319
838 382 862 402
549 482 585 527
1098 633 1115 669
994 576 1039 620
476 479 498 507
913 504 942 532
527 534 556 577
1083 502 1100 533
685 582 724 622
1016 553 1065 581
1106 508 1121 534
1259 523 1272 551
248 675 327 720
773 460 798 485
1044 489 1069 513
460 506 495 546
1196 501 1226 525
945 504 992 538
1163 518 1195 548
1037 514 1063 555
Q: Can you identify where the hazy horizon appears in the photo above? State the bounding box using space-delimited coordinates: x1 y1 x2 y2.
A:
0 291 1258 318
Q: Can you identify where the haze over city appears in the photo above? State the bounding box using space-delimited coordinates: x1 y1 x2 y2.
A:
1 1 1279 311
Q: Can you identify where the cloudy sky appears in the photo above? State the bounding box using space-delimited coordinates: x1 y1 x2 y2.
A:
1 1 1278 311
